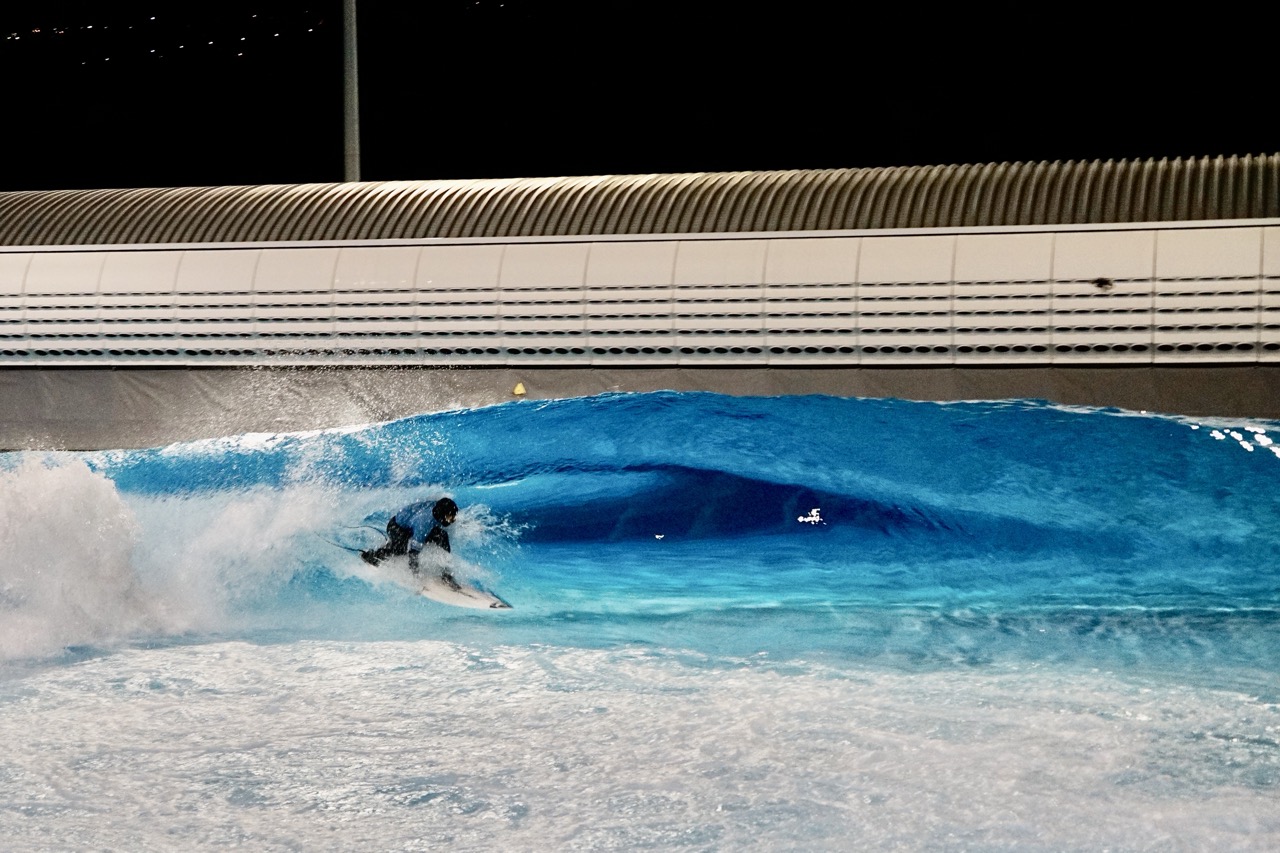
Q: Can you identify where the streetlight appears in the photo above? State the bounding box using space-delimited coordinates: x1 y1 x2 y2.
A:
343 0 360 182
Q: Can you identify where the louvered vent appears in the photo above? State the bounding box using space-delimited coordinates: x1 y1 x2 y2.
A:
2 225 1275 367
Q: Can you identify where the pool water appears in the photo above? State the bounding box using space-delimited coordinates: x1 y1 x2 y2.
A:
1 392 1277 849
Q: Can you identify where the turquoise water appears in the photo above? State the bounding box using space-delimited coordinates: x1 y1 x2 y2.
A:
1 392 1278 849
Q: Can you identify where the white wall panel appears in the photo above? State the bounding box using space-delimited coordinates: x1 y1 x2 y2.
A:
177 249 260 293
586 241 676 287
585 243 675 364
97 251 181 339
501 242 588 289
417 244 502 291
764 237 859 284
856 280 953 364
952 280 1052 363
1264 227 1280 362
413 244 501 355
329 246 420 342
173 250 259 340
0 252 31 293
671 241 764 364
764 273 858 366
335 246 419 295
23 253 106 342
1051 232 1155 364
26 252 106 295
1265 227 1280 278
1051 278 1153 364
674 239 767 285
1053 230 1156 282
857 235 953 363
253 249 338 338
954 233 1052 283
0 223 1272 368
763 284 857 345
1153 228 1261 363
0 254 31 349
1153 292 1261 363
254 247 338 294
859 235 952 283
498 244 586 353
100 251 182 295
1156 228 1262 279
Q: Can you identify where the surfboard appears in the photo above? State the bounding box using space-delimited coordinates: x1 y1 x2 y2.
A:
414 565 513 610
364 552 512 611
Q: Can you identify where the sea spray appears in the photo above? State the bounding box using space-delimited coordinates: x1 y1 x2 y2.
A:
0 458 159 659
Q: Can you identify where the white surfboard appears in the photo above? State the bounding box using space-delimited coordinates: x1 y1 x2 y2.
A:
367 552 512 610
416 571 513 610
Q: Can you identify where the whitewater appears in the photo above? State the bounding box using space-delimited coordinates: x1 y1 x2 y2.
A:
1 391 1277 850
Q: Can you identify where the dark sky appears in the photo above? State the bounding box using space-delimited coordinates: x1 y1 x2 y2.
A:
1 1 1273 192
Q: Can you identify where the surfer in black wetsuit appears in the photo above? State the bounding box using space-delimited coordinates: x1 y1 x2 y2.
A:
361 497 461 589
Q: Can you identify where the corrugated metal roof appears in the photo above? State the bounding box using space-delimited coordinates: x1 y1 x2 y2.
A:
1 154 1276 247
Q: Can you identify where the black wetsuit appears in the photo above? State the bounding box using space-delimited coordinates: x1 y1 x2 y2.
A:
361 505 457 588
364 518 449 562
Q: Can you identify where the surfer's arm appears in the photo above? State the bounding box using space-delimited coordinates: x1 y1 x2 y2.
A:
424 525 451 553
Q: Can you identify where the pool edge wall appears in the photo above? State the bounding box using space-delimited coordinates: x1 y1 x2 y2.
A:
3 365 1278 451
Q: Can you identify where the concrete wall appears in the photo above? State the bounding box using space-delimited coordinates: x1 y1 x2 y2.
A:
2 365 1277 451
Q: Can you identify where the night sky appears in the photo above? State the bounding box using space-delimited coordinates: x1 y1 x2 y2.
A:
1 1 1273 193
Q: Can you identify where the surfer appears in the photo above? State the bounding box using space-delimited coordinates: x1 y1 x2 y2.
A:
361 497 461 588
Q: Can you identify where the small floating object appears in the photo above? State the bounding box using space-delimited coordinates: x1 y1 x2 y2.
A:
513 382 527 396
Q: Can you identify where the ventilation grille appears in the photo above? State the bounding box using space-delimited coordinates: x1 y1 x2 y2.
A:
3 275 1276 367
4 226 1274 367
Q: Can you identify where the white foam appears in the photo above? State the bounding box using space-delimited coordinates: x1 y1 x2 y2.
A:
0 458 166 659
0 450 525 662
0 641 1276 849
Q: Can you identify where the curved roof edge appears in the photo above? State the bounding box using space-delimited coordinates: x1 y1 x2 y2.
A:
2 154 1277 246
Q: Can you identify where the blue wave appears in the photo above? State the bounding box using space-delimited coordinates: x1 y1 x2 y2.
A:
91 391 1280 560
6 391 1280 667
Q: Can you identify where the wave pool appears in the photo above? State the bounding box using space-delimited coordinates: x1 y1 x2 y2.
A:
1 391 1278 850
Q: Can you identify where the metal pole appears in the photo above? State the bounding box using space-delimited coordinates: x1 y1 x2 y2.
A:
343 0 361 182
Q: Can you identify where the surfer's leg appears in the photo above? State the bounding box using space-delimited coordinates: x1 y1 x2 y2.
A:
368 519 412 561
362 519 411 565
